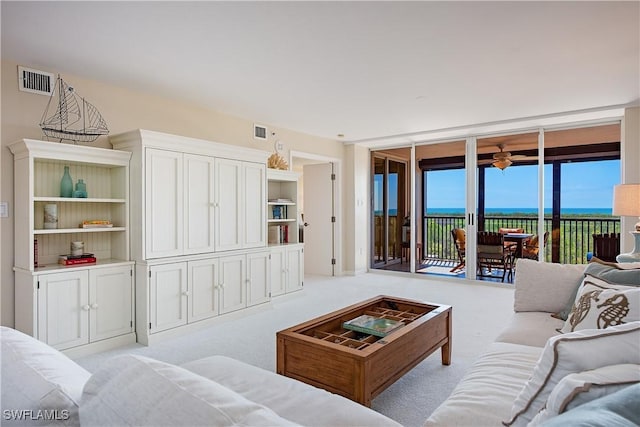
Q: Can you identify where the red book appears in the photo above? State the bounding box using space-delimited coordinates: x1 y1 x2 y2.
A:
59 257 96 266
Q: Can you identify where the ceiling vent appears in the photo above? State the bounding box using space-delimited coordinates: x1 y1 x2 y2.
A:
254 124 268 141
18 66 54 96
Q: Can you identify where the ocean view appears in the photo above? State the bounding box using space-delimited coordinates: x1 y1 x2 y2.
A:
427 207 613 216
377 208 614 216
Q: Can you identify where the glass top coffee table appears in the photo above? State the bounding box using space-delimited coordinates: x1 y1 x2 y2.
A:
276 295 452 407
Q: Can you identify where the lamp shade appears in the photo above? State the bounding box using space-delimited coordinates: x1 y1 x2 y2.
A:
613 184 640 216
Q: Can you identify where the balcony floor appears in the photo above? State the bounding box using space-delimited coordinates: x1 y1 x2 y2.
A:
375 258 514 284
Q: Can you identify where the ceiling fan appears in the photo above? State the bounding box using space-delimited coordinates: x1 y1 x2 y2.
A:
490 144 538 170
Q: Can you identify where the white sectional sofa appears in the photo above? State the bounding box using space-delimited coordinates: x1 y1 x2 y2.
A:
425 258 640 426
1 326 400 426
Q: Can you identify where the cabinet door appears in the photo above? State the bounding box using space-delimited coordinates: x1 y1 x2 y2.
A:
286 246 304 293
184 154 215 254
149 262 188 333
243 162 266 248
146 148 184 258
188 258 219 322
89 266 134 342
218 255 246 314
37 271 89 350
269 247 287 297
247 251 270 306
215 158 242 251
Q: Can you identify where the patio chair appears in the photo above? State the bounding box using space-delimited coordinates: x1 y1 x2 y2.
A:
592 233 620 262
477 231 512 282
450 228 466 273
521 231 549 260
499 227 525 254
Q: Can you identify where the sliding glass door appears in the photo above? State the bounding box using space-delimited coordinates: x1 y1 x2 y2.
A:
371 155 407 268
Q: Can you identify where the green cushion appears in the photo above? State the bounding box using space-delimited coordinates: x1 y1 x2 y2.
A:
539 383 640 427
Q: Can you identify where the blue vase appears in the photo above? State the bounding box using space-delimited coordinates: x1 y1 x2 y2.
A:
60 166 73 198
74 179 87 198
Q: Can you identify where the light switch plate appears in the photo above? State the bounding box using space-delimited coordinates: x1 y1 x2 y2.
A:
0 202 8 218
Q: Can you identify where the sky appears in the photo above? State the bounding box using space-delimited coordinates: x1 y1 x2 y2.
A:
424 159 620 210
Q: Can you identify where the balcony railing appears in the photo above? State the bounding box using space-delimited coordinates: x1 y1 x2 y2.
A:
424 215 620 264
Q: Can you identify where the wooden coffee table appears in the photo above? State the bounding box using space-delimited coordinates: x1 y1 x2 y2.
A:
276 295 452 407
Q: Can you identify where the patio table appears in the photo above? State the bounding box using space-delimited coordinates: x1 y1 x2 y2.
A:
504 233 533 259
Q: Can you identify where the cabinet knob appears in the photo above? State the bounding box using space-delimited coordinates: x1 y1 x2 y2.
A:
220 283 225 289
182 291 190 296
90 303 98 310
82 305 91 311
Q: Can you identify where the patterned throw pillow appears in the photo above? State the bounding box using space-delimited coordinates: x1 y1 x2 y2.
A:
560 275 640 333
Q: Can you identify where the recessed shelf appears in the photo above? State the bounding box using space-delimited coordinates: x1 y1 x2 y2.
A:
34 197 126 203
34 227 126 235
267 201 296 206
268 219 296 223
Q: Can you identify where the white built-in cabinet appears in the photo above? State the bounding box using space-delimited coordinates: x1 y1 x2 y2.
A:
110 130 283 345
269 244 304 296
9 139 135 353
215 158 266 252
267 169 304 295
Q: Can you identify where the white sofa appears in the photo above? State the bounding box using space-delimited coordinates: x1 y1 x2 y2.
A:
1 326 400 426
425 258 640 426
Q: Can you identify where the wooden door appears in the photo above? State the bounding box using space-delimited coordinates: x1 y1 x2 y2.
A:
188 258 219 322
243 162 266 248
218 255 246 314
145 148 183 258
149 262 187 333
247 251 270 306
89 266 133 342
303 163 335 275
269 247 287 296
37 271 89 350
286 245 304 292
215 158 242 251
184 154 215 254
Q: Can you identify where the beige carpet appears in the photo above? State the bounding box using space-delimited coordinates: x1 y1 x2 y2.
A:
73 272 515 427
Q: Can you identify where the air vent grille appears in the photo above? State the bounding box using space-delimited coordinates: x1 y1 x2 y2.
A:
254 124 268 140
18 66 54 96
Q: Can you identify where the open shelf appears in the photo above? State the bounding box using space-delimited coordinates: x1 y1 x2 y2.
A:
35 227 125 234
34 197 126 203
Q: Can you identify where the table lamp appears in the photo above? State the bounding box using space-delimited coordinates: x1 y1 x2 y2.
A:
613 183 640 262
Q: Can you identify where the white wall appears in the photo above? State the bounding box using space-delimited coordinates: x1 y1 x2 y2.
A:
621 107 640 252
0 60 346 327
343 145 369 275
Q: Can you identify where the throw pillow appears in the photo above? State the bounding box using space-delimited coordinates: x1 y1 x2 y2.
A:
534 383 640 427
555 258 640 321
503 321 640 427
1 327 90 427
527 364 640 426
559 275 640 333
80 354 300 426
513 259 585 314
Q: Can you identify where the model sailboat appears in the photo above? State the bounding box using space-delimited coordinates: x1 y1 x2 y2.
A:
40 75 108 143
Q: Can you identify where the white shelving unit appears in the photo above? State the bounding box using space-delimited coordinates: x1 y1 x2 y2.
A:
9 139 135 354
267 169 304 296
267 169 301 245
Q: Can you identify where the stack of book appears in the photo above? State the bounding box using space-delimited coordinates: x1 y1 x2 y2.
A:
80 220 113 228
268 225 290 244
342 315 405 337
59 253 97 266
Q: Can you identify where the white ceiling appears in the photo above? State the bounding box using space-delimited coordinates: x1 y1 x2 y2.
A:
2 1 639 144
